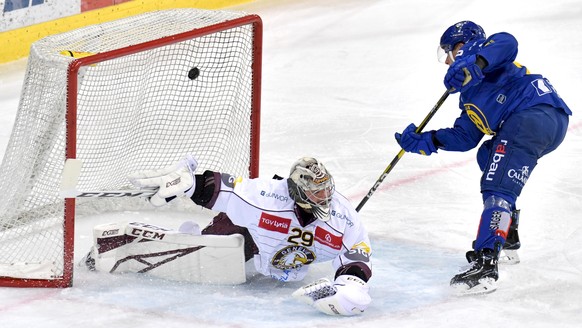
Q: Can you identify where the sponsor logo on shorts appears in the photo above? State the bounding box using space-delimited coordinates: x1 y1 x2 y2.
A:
258 213 291 234
507 165 529 187
486 140 508 181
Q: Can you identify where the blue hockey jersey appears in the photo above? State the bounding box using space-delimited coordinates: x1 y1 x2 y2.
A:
434 32 572 151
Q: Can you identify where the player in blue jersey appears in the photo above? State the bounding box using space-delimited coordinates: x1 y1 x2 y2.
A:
395 21 571 294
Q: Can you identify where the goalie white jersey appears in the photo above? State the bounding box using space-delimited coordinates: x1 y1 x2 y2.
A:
210 173 372 282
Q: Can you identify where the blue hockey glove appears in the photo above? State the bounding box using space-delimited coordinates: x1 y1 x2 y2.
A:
444 54 484 93
395 123 437 156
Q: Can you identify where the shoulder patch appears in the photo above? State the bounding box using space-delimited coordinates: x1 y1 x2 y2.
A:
344 241 371 262
531 78 553 96
221 173 239 188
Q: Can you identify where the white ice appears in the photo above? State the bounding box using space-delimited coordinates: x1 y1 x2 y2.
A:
1 0 582 327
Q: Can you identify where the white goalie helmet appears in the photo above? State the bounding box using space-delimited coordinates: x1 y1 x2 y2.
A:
288 157 335 221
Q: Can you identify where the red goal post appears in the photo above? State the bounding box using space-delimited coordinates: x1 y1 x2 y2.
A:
0 9 262 287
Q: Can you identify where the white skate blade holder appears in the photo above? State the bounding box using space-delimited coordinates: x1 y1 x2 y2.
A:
451 277 498 296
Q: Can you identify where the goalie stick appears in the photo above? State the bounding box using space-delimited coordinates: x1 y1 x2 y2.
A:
60 158 157 198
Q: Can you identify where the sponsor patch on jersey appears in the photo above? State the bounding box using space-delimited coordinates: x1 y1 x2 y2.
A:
344 241 371 262
271 245 316 270
314 226 342 250
331 210 354 227
260 190 289 202
258 213 291 234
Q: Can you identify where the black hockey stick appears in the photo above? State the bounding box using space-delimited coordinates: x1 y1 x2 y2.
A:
355 89 452 212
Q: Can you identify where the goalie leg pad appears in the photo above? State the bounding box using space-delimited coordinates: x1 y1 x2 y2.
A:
84 221 246 284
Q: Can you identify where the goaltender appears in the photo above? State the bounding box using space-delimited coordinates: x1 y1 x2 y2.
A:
85 155 372 316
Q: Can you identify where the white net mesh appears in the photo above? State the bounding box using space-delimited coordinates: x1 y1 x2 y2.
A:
0 9 260 284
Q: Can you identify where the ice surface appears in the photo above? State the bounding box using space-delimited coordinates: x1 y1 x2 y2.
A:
1 0 581 327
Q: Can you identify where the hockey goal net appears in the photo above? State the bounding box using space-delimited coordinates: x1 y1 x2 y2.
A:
0 8 262 287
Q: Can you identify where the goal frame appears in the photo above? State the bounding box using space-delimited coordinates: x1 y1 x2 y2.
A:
0 14 262 288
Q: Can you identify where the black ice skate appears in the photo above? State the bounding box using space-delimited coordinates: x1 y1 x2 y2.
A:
450 248 499 295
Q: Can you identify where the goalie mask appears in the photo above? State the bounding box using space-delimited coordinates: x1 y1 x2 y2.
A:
288 157 335 221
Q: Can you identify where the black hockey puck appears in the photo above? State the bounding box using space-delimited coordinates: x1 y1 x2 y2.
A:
188 67 200 80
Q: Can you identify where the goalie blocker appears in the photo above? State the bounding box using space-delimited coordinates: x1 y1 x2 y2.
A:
82 221 246 284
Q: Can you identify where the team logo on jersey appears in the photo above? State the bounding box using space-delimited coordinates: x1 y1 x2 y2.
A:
344 241 371 262
465 103 495 135
271 245 316 270
258 213 291 234
314 226 342 250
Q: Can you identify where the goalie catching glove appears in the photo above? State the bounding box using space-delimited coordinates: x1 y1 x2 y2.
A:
292 275 371 316
128 155 198 206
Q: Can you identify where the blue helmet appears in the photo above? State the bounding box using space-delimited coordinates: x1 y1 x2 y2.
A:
440 21 486 53
455 38 485 61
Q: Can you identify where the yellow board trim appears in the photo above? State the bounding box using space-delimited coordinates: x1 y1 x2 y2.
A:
0 0 254 64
